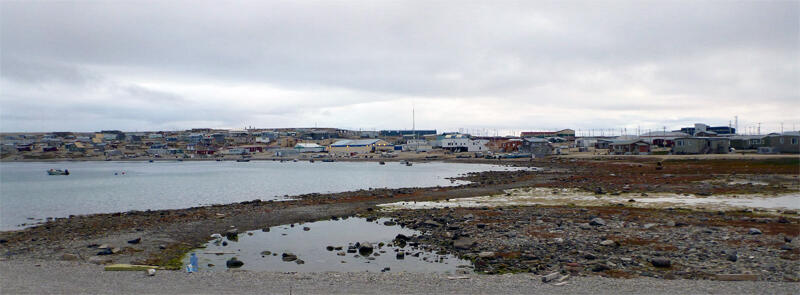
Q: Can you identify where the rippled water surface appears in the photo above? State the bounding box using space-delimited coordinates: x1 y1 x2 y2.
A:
0 161 518 230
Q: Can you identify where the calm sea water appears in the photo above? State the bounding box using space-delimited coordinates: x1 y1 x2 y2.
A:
0 161 518 230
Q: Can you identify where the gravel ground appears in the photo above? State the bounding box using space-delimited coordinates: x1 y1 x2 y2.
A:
1 260 798 294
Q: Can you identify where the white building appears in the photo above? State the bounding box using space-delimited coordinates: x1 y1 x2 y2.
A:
402 139 432 152
294 143 326 153
440 134 488 152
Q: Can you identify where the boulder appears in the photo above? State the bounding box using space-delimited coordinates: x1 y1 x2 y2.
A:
395 234 410 241
453 237 476 250
225 229 239 240
748 228 762 235
589 218 606 226
358 242 374 255
396 251 405 259
97 248 114 255
281 253 298 262
127 237 141 244
727 252 738 262
650 258 671 268
383 221 397 226
226 257 244 268
600 240 617 247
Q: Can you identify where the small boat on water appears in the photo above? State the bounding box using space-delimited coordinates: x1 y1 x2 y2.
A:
406 162 413 166
309 159 315 163
321 159 334 162
236 159 250 162
379 161 385 165
47 169 69 176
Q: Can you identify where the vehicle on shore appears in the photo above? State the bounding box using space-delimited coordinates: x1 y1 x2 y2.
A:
47 169 69 175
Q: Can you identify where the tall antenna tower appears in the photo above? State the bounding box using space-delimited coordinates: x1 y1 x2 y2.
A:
735 116 738 135
412 103 415 132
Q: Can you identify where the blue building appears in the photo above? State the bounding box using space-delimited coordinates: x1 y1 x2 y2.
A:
379 130 437 137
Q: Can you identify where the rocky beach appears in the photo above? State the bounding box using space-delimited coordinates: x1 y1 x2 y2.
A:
1 157 799 294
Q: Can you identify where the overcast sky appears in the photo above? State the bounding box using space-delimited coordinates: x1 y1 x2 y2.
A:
1 1 798 135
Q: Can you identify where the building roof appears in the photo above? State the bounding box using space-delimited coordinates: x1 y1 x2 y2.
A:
295 143 323 148
610 139 649 145
639 131 690 137
330 139 385 147
523 137 549 143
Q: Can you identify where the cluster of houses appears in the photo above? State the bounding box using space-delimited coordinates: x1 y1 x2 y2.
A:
2 123 798 160
578 124 799 155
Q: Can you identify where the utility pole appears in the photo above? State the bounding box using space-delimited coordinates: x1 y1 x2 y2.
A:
758 122 761 135
735 116 738 135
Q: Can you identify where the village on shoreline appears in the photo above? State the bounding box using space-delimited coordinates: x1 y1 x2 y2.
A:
1 123 799 288
2 122 799 163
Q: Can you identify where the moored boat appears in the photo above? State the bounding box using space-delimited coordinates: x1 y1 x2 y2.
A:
47 169 69 175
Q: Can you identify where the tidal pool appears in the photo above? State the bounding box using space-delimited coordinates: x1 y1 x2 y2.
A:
186 217 472 273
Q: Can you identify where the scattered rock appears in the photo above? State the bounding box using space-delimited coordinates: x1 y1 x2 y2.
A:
383 221 397 226
727 252 738 262
600 240 617 247
589 218 606 226
358 242 374 255
226 257 244 268
60 253 79 261
423 220 442 227
260 251 272 256
478 251 495 258
303 227 310 231
282 253 298 262
650 258 671 268
225 229 239 240
127 237 141 244
748 228 762 235
453 237 476 250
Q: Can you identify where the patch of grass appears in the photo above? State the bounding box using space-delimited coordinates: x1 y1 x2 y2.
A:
145 243 195 270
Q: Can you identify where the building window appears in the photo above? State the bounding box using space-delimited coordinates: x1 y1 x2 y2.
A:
780 138 784 144
793 138 798 145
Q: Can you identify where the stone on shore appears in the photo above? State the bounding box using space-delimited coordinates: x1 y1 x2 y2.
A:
589 218 606 226
226 257 244 268
60 253 79 261
225 229 239 240
453 237 476 250
650 258 671 268
281 253 298 262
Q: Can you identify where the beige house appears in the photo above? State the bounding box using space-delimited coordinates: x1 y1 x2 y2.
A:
329 139 391 155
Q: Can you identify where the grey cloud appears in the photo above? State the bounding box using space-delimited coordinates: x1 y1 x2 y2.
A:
1 0 798 132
